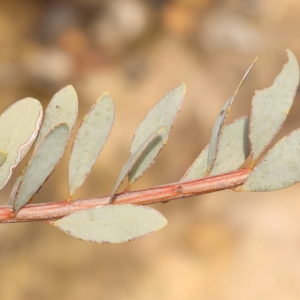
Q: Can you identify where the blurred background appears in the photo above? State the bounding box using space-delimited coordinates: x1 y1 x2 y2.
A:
1 0 300 299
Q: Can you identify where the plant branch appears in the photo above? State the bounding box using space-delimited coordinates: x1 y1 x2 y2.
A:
0 168 250 223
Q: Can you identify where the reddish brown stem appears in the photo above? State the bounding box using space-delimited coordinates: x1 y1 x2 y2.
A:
0 168 250 223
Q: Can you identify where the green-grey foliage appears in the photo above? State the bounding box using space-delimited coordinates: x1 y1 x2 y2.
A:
51 204 167 243
249 50 299 161
207 58 256 174
35 85 78 146
69 92 114 197
110 126 165 202
13 124 70 213
1 49 300 243
0 98 43 189
129 83 186 183
242 128 300 191
181 116 249 181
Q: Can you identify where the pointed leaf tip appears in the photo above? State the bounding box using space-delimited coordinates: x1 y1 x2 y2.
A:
52 204 168 243
249 49 299 161
35 85 78 147
207 58 256 174
129 83 186 184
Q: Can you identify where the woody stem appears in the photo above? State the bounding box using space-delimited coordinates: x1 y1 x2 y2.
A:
0 168 250 223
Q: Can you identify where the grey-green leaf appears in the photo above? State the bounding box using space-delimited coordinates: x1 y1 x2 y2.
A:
242 127 300 192
35 85 78 146
110 126 165 202
7 174 22 205
181 116 250 181
207 58 256 174
51 204 168 243
13 124 70 213
69 92 114 197
210 116 249 176
249 49 299 161
0 98 43 189
129 83 186 183
180 144 208 182
0 151 7 167
207 96 234 174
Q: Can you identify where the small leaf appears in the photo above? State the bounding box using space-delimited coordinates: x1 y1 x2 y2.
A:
110 126 165 202
35 85 78 146
51 204 168 243
242 127 300 191
0 98 43 189
69 92 114 197
249 49 299 162
207 58 256 174
13 124 70 213
181 116 250 181
210 116 249 176
129 83 186 184
207 96 234 174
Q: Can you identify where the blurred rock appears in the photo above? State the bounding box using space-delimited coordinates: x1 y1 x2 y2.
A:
123 52 149 81
89 0 150 54
198 10 262 53
35 2 81 44
22 47 75 86
161 2 195 37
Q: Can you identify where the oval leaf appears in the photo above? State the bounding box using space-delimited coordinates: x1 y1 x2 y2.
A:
51 204 168 243
207 58 256 174
181 116 250 181
129 83 186 184
242 127 300 191
69 92 115 196
35 85 78 146
0 98 43 189
249 49 299 161
110 126 165 202
13 124 70 213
